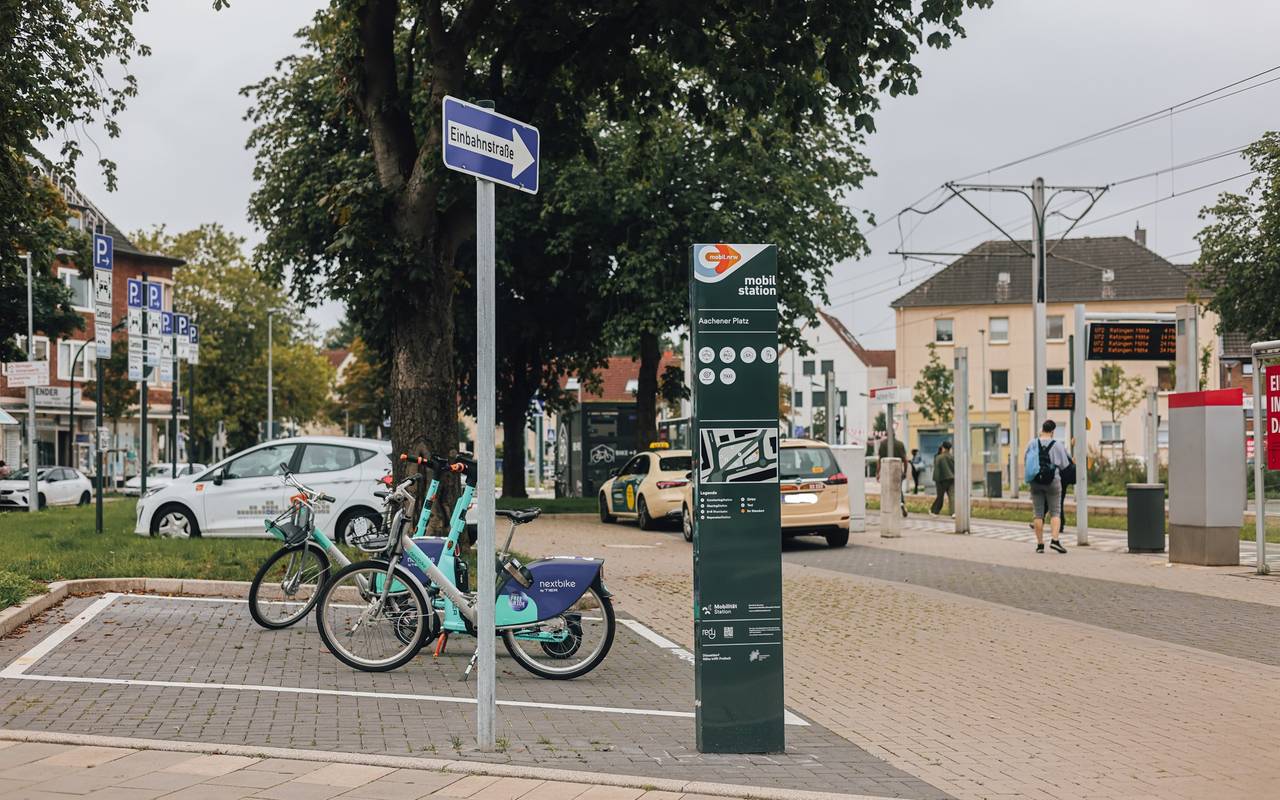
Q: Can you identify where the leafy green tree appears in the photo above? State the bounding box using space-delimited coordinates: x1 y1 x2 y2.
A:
132 225 333 452
323 316 360 351
1091 363 1145 449
913 343 953 423
554 103 869 449
1197 132 1280 339
85 346 135 438
241 0 990 469
331 337 389 436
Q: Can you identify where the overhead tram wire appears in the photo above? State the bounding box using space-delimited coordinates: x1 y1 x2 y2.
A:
949 64 1280 183
1072 171 1256 231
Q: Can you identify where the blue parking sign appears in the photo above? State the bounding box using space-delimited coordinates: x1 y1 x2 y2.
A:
93 233 113 270
161 311 173 336
176 314 189 338
146 282 163 311
127 278 142 308
189 323 199 344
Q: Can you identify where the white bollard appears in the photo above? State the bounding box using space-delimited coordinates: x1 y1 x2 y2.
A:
880 458 904 538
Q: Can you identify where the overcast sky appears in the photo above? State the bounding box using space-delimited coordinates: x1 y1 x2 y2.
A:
57 0 1280 347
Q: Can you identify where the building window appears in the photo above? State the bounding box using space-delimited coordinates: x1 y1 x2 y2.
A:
56 340 94 381
1157 366 1174 391
802 360 815 376
989 317 1009 343
1101 421 1122 442
1047 315 1065 341
1047 369 1065 387
935 318 954 343
820 359 834 375
839 390 848 407
59 268 92 311
812 391 827 407
12 335 49 361
990 369 1009 396
793 391 803 408
1243 362 1255 376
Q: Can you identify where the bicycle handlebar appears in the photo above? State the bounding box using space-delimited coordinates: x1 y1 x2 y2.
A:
399 452 466 473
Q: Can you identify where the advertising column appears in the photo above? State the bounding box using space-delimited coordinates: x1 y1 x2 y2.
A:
689 243 783 753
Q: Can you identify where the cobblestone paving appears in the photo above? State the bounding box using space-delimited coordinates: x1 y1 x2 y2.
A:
783 538 1280 667
0 594 950 800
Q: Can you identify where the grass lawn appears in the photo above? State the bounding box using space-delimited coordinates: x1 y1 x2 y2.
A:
496 496 596 514
870 496 1280 543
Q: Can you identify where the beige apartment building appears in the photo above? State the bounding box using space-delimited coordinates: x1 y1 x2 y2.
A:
890 233 1222 487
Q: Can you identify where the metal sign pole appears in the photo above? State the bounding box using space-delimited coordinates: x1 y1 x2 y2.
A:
953 347 970 534
140 273 149 497
1010 397 1020 500
25 253 37 512
1073 304 1089 545
475 145 498 753
1145 388 1158 484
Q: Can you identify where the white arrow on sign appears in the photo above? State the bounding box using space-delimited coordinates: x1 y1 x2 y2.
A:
445 120 535 179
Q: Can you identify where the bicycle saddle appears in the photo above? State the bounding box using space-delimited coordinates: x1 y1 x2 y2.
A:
495 508 542 524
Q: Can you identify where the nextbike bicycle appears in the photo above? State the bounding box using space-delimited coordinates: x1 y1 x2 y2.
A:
314 455 615 679
247 464 440 629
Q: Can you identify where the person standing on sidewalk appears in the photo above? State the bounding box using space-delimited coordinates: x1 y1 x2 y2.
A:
909 449 924 494
1025 420 1071 553
876 431 909 517
930 441 955 517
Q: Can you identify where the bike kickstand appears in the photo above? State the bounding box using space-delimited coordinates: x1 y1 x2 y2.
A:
460 651 478 683
433 631 449 658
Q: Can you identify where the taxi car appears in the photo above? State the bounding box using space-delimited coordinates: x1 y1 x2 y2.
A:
597 443 693 530
134 436 391 541
679 437 850 547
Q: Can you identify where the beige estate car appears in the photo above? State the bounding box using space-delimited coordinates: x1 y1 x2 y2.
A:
598 445 694 530
680 438 851 547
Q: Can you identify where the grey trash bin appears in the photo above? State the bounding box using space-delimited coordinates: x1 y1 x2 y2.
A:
986 469 1003 498
1126 483 1166 553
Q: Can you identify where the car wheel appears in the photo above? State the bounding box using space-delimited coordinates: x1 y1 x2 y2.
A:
636 495 654 531
151 504 199 538
37 493 47 511
598 494 615 524
336 507 380 545
825 529 850 548
78 491 91 506
681 504 693 542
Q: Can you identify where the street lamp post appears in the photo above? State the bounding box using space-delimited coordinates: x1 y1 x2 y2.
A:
267 309 276 441
69 338 92 469
24 253 37 513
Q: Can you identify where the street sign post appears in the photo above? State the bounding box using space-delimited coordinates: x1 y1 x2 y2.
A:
441 97 539 752
689 243 784 754
92 233 113 359
1267 365 1280 472
441 96 539 194
5 361 49 388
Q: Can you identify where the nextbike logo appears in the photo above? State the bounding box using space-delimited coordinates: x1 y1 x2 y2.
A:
538 579 576 591
694 244 741 282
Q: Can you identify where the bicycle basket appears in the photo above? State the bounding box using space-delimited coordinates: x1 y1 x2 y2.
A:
269 505 311 547
348 514 391 553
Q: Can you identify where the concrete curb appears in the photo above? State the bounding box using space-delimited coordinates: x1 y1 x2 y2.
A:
0 729 889 800
0 577 253 638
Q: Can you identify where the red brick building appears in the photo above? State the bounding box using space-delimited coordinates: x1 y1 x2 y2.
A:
1 184 184 478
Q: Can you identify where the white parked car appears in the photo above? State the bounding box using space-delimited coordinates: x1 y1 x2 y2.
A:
121 463 208 496
0 467 94 510
134 436 391 541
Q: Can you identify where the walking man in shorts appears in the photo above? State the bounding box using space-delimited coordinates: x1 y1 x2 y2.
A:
1026 419 1071 553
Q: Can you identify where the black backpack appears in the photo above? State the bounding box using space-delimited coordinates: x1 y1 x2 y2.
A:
1032 440 1057 486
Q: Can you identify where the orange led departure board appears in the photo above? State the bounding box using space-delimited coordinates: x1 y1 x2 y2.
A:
1086 322 1176 361
1045 391 1075 410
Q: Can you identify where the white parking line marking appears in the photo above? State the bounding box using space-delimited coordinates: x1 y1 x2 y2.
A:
0 593 119 679
2 593 808 726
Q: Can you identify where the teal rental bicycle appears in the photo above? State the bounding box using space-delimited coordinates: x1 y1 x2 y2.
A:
315 455 616 678
247 465 438 629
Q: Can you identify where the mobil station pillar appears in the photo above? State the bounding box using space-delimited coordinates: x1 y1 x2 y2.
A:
1168 388 1244 565
689 243 784 754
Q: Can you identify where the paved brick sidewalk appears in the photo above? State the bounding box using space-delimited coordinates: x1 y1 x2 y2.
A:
0 738 816 800
517 516 1280 800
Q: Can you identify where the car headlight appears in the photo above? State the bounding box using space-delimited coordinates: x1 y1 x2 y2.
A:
143 486 162 498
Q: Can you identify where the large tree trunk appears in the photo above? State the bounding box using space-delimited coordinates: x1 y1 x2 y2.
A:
635 330 661 451
390 284 458 531
501 387 528 499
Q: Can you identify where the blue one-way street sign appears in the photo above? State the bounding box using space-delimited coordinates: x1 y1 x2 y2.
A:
441 96 539 194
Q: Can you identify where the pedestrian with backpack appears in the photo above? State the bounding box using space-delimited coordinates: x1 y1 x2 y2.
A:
1024 419 1071 553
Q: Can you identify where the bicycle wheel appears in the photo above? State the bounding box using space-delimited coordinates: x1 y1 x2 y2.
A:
316 560 432 672
501 585 615 680
248 544 330 630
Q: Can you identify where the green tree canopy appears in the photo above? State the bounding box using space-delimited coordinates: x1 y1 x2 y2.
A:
1197 131 1280 339
132 224 333 453
913 342 953 423
1091 363 1145 424
241 0 990 469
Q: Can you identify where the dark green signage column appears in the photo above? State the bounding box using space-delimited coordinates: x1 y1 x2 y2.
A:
690 243 784 753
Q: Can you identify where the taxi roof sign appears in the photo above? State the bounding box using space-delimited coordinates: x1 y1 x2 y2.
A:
648 441 671 450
